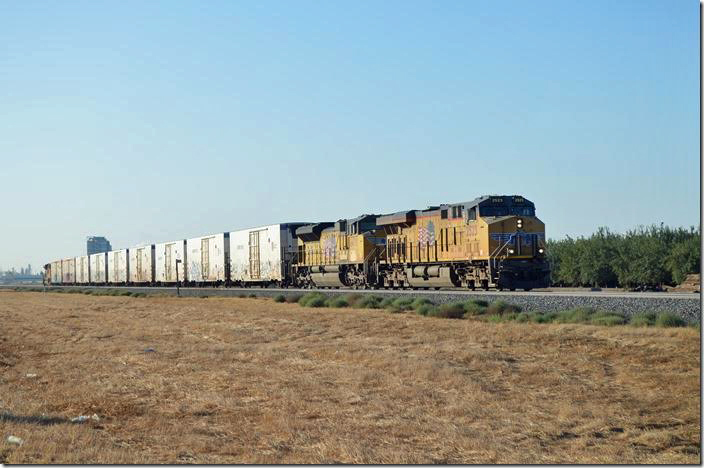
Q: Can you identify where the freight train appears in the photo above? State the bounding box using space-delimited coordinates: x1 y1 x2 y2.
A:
44 195 550 291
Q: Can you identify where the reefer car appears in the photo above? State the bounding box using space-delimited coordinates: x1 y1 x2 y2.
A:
186 233 229 285
128 245 155 284
61 258 76 284
107 249 129 284
89 252 107 284
229 223 307 286
76 255 90 284
154 240 187 284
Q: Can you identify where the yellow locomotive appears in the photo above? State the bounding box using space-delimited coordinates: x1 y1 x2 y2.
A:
293 195 549 290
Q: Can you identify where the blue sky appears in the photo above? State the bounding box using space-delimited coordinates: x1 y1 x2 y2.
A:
0 0 698 271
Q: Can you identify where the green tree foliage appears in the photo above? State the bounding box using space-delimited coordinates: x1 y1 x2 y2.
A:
547 224 700 289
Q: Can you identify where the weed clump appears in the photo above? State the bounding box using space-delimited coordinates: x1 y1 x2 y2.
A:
415 304 435 316
429 302 465 319
391 297 414 311
590 311 626 326
298 292 327 308
356 295 382 309
629 312 657 327
655 312 686 328
486 300 522 316
343 294 364 307
273 294 286 303
248 293 257 298
463 300 488 316
285 294 302 303
554 307 596 324
379 297 396 309
411 298 433 310
326 297 349 308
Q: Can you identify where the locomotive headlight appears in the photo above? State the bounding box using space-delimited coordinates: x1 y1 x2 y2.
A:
508 248 515 254
517 219 523 228
538 248 544 254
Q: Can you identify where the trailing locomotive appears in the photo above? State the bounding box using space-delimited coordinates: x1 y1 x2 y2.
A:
44 195 549 291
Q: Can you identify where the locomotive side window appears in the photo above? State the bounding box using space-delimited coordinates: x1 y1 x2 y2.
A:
441 209 448 219
468 207 476 221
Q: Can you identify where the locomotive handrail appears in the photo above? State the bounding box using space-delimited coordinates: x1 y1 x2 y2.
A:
489 234 516 271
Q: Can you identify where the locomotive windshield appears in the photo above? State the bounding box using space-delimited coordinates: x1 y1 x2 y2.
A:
480 205 535 217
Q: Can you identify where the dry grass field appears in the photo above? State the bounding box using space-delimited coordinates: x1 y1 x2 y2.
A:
0 291 700 464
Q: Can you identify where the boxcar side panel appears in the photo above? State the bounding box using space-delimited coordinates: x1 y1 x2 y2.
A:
186 233 228 282
230 224 283 282
61 258 76 284
154 240 187 283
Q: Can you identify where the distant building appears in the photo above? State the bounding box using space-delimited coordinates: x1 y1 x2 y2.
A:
87 236 112 255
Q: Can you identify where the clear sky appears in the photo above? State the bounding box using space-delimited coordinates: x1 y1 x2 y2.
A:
0 0 699 271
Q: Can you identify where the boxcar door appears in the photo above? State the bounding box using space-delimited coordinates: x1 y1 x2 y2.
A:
165 244 173 281
249 231 261 279
201 238 210 280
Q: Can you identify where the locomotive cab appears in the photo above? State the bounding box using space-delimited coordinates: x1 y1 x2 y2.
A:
477 196 549 289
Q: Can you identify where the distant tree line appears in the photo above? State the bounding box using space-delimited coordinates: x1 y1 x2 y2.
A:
546 225 700 289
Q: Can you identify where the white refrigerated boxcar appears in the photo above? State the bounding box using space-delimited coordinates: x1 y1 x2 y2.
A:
185 233 229 284
89 252 107 284
155 240 187 283
129 245 155 284
51 260 63 284
107 249 129 284
229 223 306 285
75 255 90 284
61 258 76 284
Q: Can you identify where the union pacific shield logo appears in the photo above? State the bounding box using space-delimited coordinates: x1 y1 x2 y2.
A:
418 221 436 245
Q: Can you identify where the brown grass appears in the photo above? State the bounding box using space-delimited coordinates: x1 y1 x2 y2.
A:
0 290 699 463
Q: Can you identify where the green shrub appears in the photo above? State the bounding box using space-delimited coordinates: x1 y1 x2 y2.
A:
343 294 364 307
629 312 657 327
391 297 414 311
119 290 133 296
467 298 489 308
356 295 382 309
298 292 326 307
429 303 465 319
379 297 396 309
486 300 522 315
415 304 435 316
307 296 328 308
285 294 302 303
515 313 534 323
248 293 257 298
131 292 146 298
463 301 487 316
655 312 686 328
591 314 626 326
326 297 349 308
487 314 504 323
555 307 596 323
411 298 433 310
273 294 286 303
238 294 247 298
588 310 626 326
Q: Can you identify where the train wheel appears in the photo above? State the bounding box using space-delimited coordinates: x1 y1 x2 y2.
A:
524 288 532 291
509 288 516 291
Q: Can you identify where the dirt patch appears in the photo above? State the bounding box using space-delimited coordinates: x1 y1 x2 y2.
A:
0 291 700 463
